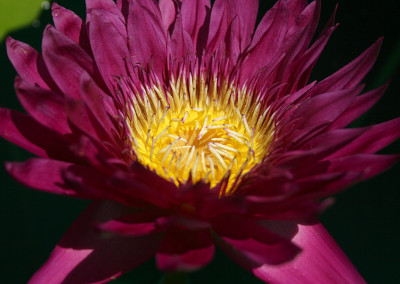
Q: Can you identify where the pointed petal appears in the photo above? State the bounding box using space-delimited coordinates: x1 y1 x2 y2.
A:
127 0 167 76
330 84 387 129
0 108 71 159
29 201 161 284
328 154 399 180
311 38 382 94
14 77 71 135
156 229 214 272
79 72 116 136
329 118 400 158
169 10 193 60
52 3 83 45
42 25 95 99
6 37 53 89
290 86 362 129
87 8 131 92
5 158 76 196
181 0 211 52
240 0 289 80
252 222 365 284
159 0 176 31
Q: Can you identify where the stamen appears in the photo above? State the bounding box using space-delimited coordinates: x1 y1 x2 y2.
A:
126 73 274 195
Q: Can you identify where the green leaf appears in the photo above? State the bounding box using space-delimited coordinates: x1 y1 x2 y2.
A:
0 0 51 41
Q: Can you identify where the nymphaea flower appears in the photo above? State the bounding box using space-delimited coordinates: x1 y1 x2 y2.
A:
1 0 399 283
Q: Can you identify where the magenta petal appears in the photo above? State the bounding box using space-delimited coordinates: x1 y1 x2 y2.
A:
127 0 167 75
240 0 288 79
252 222 365 284
311 38 382 94
214 216 300 265
14 77 71 135
0 108 70 159
6 37 53 89
42 25 94 99
329 118 400 158
206 0 232 54
99 209 162 236
224 0 258 54
169 10 194 60
79 72 116 135
52 3 83 45
87 8 131 92
181 0 211 51
159 0 176 31
328 154 400 180
330 84 387 129
290 86 362 129
156 229 214 272
6 158 76 196
29 201 161 284
86 0 122 14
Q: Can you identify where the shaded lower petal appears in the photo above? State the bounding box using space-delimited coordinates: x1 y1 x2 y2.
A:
29 201 161 284
213 216 300 265
252 222 365 284
0 108 71 159
156 229 214 272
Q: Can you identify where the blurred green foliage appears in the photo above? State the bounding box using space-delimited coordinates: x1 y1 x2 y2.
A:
0 0 50 41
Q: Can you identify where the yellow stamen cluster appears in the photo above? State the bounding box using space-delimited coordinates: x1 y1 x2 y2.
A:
126 74 275 195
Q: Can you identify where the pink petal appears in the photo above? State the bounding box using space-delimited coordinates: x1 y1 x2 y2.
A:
86 0 122 14
6 158 76 196
6 37 54 89
52 3 84 46
330 84 387 129
328 154 400 180
0 108 70 159
79 72 116 136
29 201 161 284
87 8 131 92
65 99 113 144
213 216 300 265
206 0 258 58
169 10 194 60
156 229 214 272
98 209 163 236
289 86 362 130
127 0 167 75
328 118 400 158
252 222 366 284
311 38 382 94
181 0 211 52
42 25 95 99
239 0 288 80
14 77 71 135
206 0 231 54
287 0 309 27
159 0 176 32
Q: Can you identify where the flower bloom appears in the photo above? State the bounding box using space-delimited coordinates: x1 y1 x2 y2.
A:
1 0 399 283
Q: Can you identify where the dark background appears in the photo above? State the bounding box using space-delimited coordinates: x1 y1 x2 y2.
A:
0 1 399 283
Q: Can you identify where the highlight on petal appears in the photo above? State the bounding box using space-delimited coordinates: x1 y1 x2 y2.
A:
252 222 366 284
29 201 162 284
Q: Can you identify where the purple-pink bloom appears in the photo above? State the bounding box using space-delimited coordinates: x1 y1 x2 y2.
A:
1 0 399 283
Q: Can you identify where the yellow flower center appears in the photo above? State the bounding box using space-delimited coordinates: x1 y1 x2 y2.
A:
126 74 275 195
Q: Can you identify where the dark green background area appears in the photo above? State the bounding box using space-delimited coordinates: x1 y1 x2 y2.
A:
0 1 399 283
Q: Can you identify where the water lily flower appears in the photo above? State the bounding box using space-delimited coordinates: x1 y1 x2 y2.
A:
1 0 399 283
